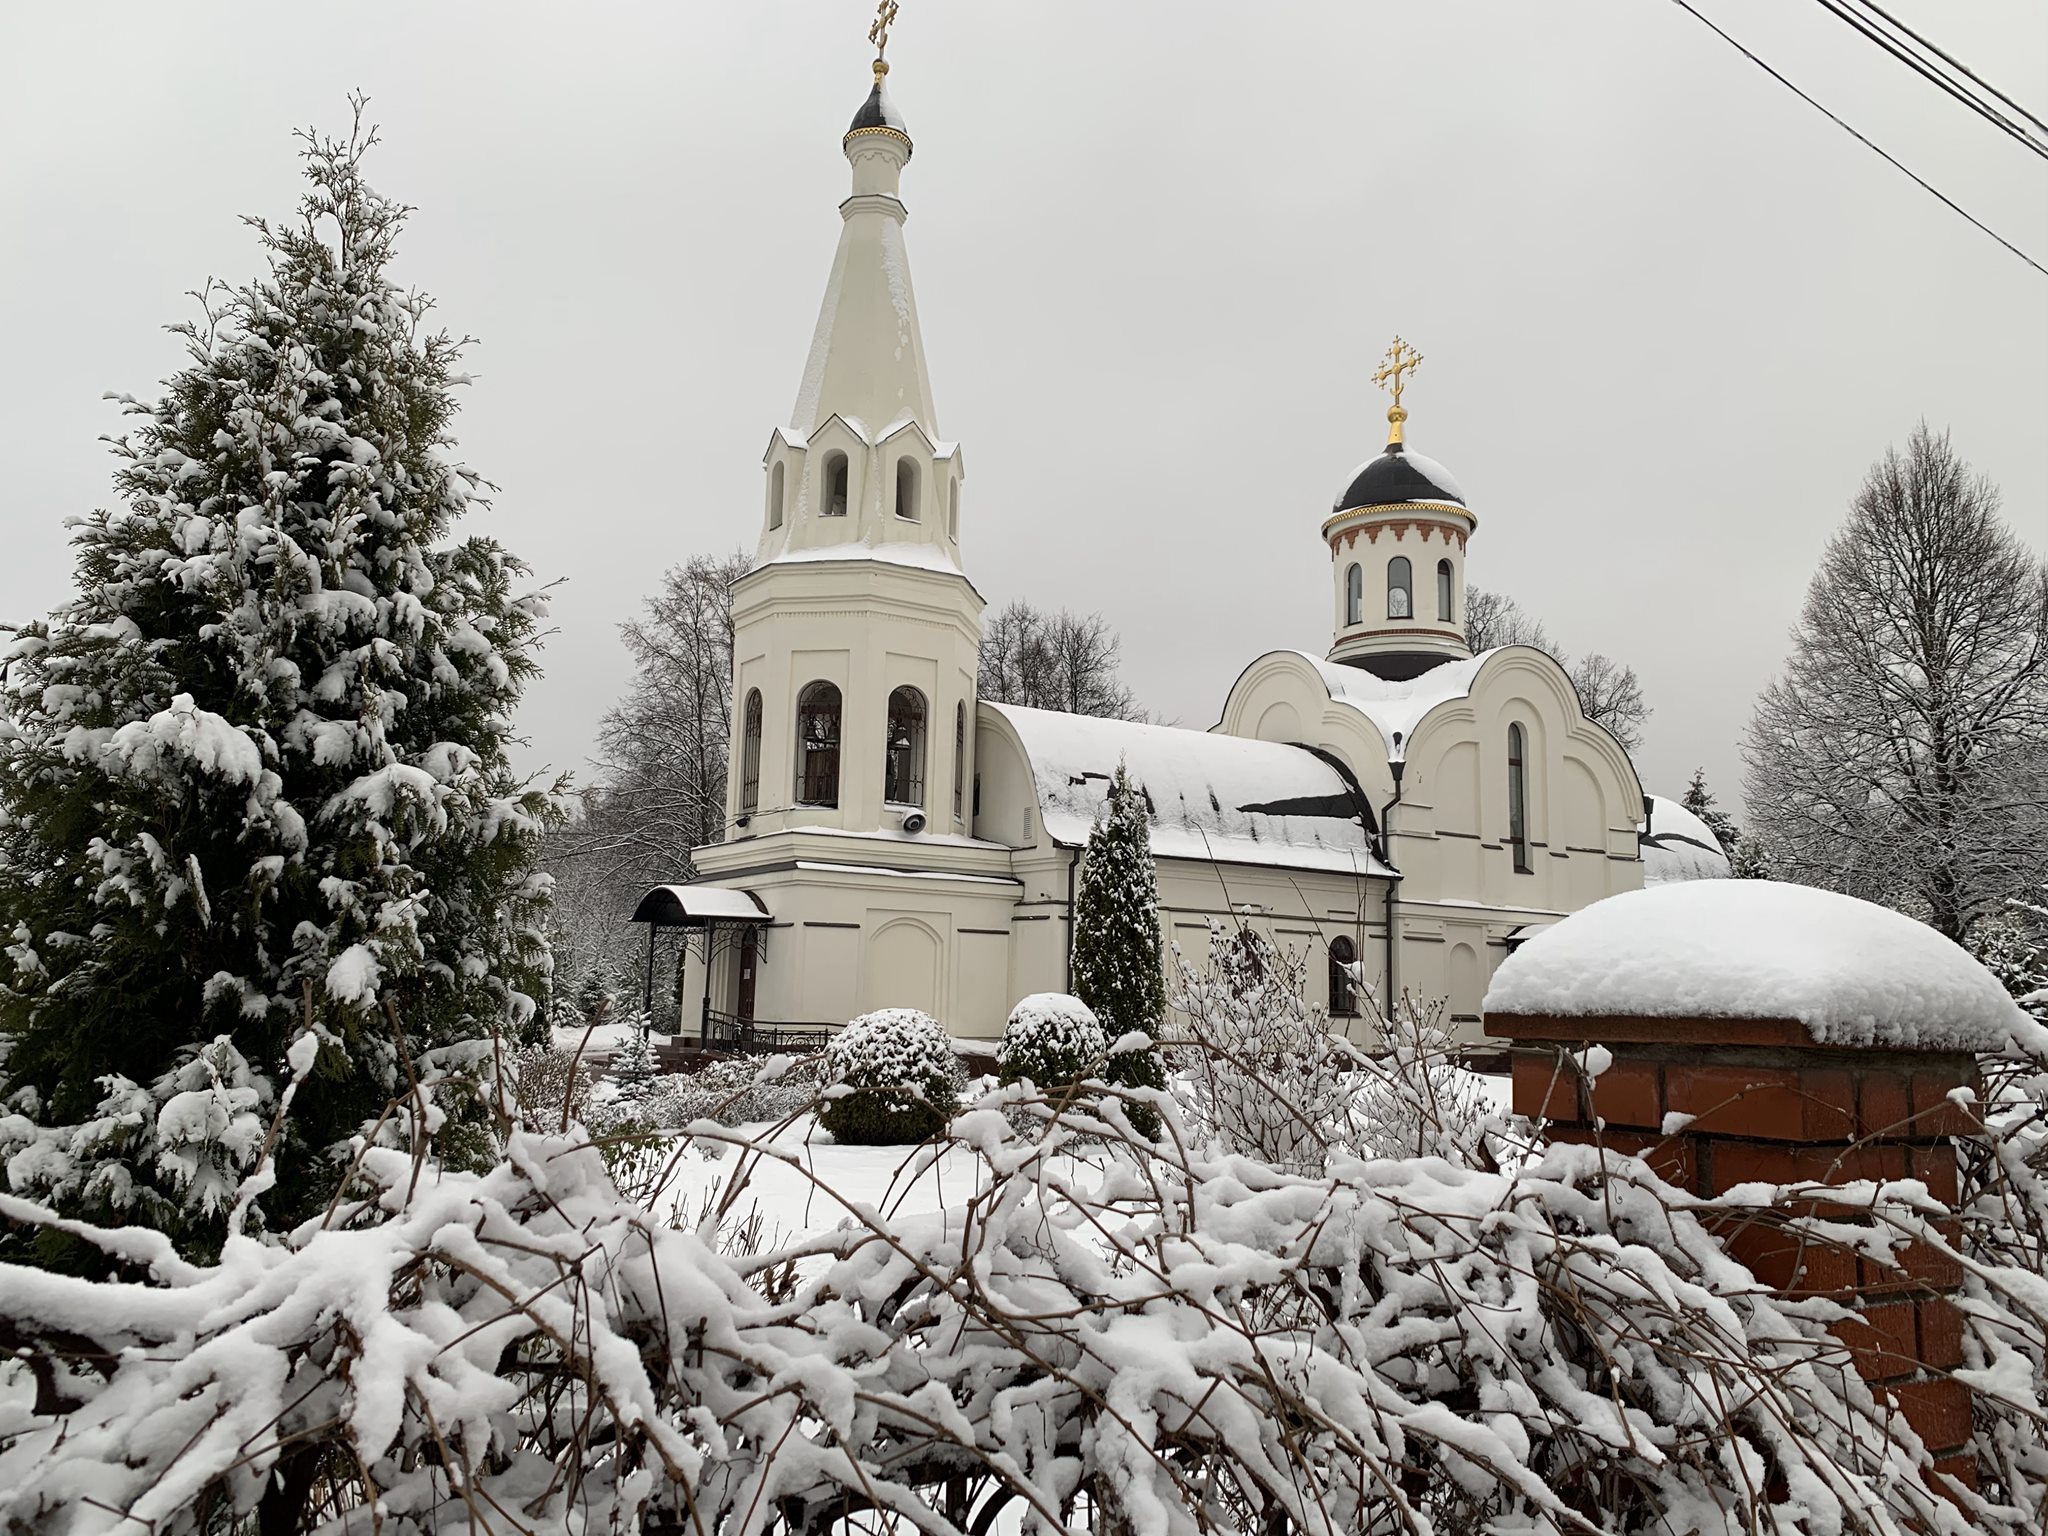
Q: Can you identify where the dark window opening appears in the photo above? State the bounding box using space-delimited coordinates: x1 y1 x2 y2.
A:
884 685 928 806
797 681 842 806
823 452 849 517
1508 722 1531 873
952 701 966 821
895 458 920 521
1436 558 1453 623
739 688 762 813
1329 935 1360 1017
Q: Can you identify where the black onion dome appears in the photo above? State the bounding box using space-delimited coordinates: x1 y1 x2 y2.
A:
1333 442 1467 513
847 79 911 152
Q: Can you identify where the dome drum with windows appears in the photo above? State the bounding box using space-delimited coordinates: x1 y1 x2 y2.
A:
1326 337 1477 681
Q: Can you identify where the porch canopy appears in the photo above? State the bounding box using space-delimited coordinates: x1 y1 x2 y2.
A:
631 885 770 928
630 885 769 1026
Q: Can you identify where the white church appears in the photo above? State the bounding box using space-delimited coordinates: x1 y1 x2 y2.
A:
646 47 1726 1046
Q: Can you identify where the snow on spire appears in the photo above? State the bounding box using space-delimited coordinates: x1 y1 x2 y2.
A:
789 34 936 438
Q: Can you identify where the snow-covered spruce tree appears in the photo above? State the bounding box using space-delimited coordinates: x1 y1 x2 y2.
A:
1681 765 1743 859
606 1015 658 1111
0 101 555 1255
1069 761 1167 1133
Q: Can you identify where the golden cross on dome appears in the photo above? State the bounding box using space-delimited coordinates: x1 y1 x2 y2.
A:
1372 335 1424 446
869 0 900 69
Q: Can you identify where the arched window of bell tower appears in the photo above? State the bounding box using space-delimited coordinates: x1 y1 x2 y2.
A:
767 463 785 530
796 682 842 806
884 686 928 806
1437 558 1453 623
895 458 920 521
822 452 849 517
1344 563 1362 627
1387 556 1413 620
947 478 959 540
739 689 763 813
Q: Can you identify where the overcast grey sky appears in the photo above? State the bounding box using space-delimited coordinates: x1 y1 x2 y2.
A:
4 2 2044 815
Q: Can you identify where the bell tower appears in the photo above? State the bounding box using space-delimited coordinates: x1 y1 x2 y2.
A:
719 14 983 846
1325 337 1477 680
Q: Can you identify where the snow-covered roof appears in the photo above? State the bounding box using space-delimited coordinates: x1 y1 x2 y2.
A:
1295 650 1493 760
1640 795 1731 885
1484 880 2030 1051
757 542 960 576
989 703 1392 878
631 885 769 926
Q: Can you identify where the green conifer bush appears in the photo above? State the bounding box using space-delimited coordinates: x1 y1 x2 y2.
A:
1069 762 1168 1134
0 102 557 1255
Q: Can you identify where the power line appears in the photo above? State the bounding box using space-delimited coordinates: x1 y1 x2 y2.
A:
1810 0 2048 162
1666 0 2047 279
1846 0 2048 138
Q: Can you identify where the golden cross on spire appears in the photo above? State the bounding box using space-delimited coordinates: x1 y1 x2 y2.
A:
1371 335 1424 446
869 0 901 78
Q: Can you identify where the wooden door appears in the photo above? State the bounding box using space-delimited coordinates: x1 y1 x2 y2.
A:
736 927 758 1022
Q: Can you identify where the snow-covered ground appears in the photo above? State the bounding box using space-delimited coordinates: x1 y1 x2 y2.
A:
645 1069 1514 1244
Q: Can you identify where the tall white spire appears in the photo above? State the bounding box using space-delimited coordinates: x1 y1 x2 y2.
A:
788 69 937 440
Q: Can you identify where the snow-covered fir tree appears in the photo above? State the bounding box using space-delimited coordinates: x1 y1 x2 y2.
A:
606 1017 659 1111
1681 765 1743 857
0 101 557 1253
1069 762 1167 1128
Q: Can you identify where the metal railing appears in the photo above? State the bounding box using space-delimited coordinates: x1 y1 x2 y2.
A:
700 1009 839 1056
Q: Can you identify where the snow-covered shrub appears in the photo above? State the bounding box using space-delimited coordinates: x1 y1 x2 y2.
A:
1353 987 1498 1167
998 992 1108 1090
663 1052 826 1129
819 1008 962 1145
3 1077 2035 1535
1168 919 1359 1173
511 1046 598 1131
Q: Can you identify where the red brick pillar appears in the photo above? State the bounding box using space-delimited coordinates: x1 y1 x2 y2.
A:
1487 1011 1980 1490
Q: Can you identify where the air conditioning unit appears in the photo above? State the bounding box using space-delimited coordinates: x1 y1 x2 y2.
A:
900 809 928 835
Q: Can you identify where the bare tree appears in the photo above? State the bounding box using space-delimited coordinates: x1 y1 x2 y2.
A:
1743 425 2048 940
548 551 751 1002
1464 583 1650 751
979 599 1143 718
1568 652 1649 752
1463 584 1558 655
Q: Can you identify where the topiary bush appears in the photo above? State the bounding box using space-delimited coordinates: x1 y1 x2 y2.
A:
999 993 1109 1092
819 1009 963 1146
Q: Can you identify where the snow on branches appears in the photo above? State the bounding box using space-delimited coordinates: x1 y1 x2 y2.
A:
0 100 558 1245
0 1074 2023 1536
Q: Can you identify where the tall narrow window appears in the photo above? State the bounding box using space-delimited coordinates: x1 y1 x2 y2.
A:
739 689 762 813
767 462 785 530
1328 935 1359 1017
1508 722 1531 873
884 686 928 806
895 458 920 521
952 700 966 820
796 682 842 807
1436 558 1453 623
823 452 849 517
1344 563 1363 626
947 479 959 540
1387 556 1413 620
